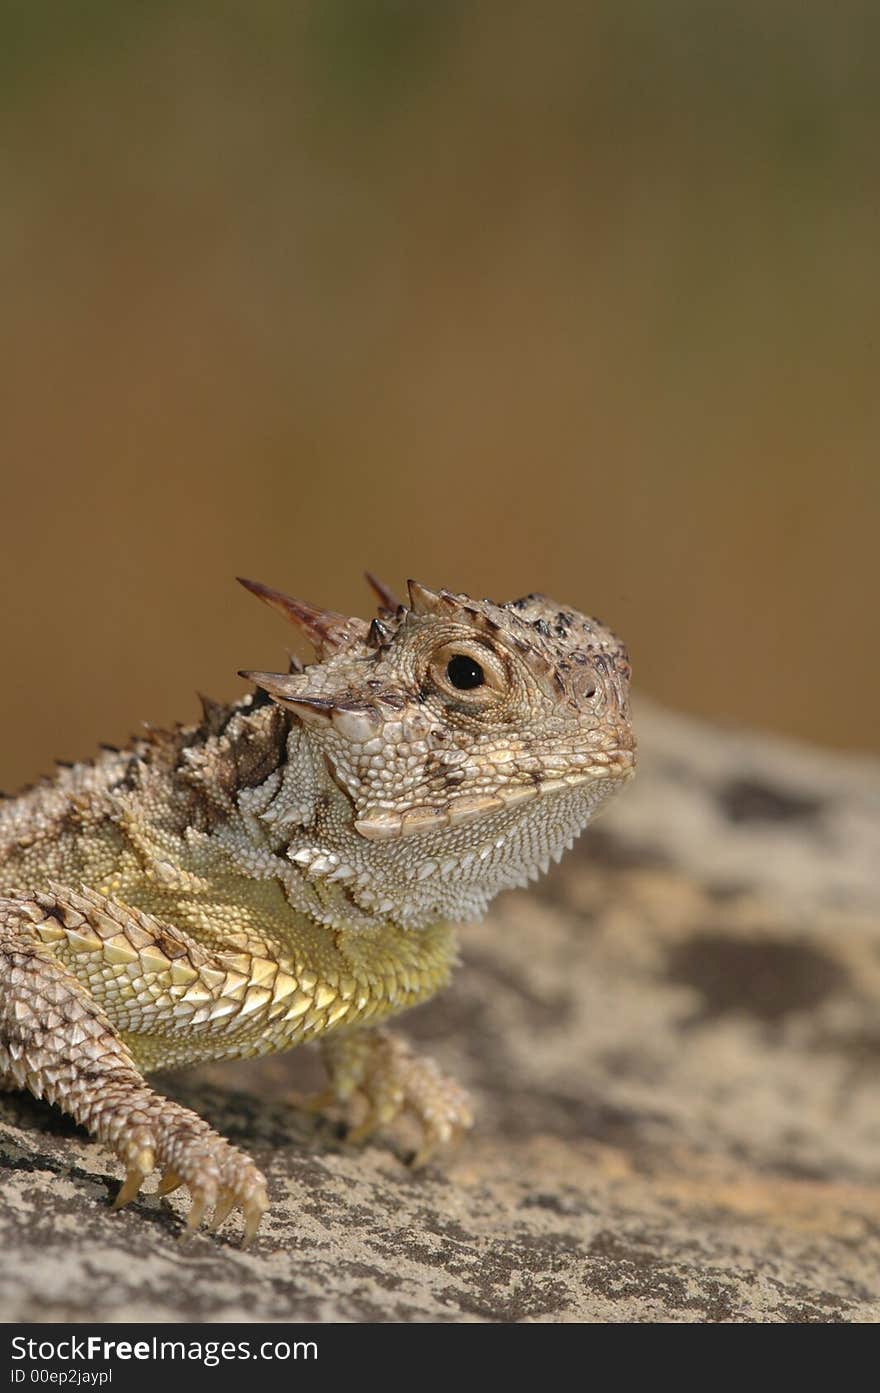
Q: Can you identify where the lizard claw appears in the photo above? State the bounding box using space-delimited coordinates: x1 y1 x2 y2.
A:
180 1174 267 1246
208 1187 238 1233
175 1158 267 1245
113 1149 155 1209
156 1168 184 1195
344 1109 379 1146
409 1115 472 1170
185 1186 215 1234
112 1138 155 1208
241 1185 269 1249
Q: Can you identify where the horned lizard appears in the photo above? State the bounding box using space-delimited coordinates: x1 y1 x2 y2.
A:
0 576 635 1244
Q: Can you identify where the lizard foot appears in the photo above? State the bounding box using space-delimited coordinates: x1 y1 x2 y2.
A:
1 907 269 1246
110 1107 268 1246
317 1028 473 1167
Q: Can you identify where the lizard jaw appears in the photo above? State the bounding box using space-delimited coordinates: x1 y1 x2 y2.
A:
353 752 635 842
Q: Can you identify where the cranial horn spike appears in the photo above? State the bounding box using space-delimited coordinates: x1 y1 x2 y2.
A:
367 617 392 649
406 579 446 615
454 604 501 637
364 571 402 613
238 671 335 724
236 577 367 657
238 669 303 697
197 693 226 734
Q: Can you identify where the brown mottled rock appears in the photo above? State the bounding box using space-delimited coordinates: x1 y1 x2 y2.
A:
2 699 879 1322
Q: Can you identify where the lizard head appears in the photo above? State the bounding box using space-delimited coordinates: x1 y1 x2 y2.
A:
239 574 635 926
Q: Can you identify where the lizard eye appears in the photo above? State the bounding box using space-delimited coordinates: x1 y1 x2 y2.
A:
446 655 484 690
429 642 507 704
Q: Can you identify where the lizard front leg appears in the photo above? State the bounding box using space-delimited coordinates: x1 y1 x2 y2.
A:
0 894 268 1245
316 1027 474 1168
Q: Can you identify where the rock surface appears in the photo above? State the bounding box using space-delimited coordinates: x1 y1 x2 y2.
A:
2 699 879 1323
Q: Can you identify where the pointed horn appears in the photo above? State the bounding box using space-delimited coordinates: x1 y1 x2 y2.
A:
198 693 227 734
238 671 335 725
239 671 380 739
367 617 393 649
237 577 367 657
364 571 402 613
406 579 446 615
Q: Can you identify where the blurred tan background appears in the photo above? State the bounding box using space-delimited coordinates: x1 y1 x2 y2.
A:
2 1 878 791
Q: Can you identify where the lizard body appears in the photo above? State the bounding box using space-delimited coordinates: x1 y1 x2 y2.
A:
0 576 634 1243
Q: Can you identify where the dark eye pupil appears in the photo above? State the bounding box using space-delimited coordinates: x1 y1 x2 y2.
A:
446 655 485 690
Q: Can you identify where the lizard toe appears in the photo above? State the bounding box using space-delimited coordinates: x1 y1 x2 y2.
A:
241 1184 269 1249
156 1167 184 1196
112 1129 156 1208
184 1183 217 1234
113 1149 155 1209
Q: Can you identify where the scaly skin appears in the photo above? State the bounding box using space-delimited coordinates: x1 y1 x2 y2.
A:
0 575 635 1244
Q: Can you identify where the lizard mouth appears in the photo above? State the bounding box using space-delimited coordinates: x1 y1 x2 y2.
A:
353 748 635 842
